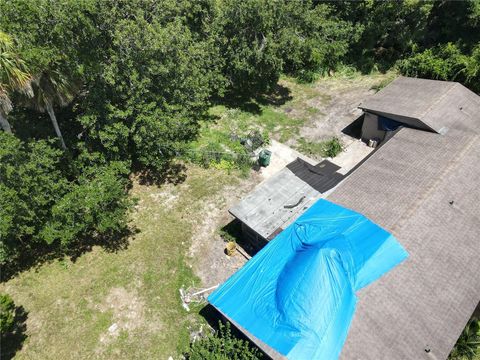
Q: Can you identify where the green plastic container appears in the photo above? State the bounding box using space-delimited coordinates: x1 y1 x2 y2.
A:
259 149 272 167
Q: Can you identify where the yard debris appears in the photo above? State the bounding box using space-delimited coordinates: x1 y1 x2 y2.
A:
108 323 118 334
180 284 219 311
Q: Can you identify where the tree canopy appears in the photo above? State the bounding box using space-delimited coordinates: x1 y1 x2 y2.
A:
0 0 478 275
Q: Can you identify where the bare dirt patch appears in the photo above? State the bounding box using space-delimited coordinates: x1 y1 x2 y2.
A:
187 175 261 288
96 287 145 345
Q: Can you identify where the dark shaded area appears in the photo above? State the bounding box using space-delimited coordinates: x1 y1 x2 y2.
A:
219 220 262 258
287 158 344 193
215 83 292 115
9 101 83 147
1 306 28 360
1 226 137 282
199 304 267 359
341 114 364 139
256 83 293 107
136 163 187 186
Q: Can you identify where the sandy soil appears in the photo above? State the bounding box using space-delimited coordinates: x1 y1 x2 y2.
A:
300 76 385 145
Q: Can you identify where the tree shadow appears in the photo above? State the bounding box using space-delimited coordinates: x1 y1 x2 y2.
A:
256 83 292 107
137 163 188 187
215 83 293 115
65 226 137 263
1 305 28 360
1 225 137 282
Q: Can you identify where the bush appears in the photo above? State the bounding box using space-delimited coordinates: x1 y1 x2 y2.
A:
185 322 263 360
0 293 15 336
448 317 480 360
397 43 480 93
0 132 133 274
323 137 342 158
297 137 343 158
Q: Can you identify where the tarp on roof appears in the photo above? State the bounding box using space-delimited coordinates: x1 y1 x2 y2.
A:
209 199 408 360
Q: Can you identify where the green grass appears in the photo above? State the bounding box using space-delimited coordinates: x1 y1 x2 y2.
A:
0 166 240 359
297 137 343 159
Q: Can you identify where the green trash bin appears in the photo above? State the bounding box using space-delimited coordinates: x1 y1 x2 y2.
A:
259 149 272 167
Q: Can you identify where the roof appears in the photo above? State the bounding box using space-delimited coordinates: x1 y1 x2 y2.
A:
229 159 343 240
225 77 480 359
210 199 408 359
360 76 480 133
328 127 480 360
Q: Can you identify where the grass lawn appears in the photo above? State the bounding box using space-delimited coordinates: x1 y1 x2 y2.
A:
1 166 240 360
1 72 396 359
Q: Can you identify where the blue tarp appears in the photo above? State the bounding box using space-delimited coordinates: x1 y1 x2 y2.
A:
209 199 408 360
378 116 403 131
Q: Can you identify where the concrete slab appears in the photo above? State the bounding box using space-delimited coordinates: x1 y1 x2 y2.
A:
331 139 374 175
257 140 316 180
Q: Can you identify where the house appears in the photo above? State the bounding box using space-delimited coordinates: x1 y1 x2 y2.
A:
214 77 480 359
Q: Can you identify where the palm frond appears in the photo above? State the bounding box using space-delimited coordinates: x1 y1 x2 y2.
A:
0 31 32 113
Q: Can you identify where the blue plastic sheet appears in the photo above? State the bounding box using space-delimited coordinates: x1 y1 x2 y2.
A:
209 199 408 360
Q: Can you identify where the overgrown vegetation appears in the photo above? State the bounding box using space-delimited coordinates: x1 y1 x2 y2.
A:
1 0 479 275
448 317 480 360
185 322 263 360
0 293 15 335
0 1 479 358
297 137 343 159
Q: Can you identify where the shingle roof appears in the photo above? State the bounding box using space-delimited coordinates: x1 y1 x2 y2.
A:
328 128 480 360
360 76 480 133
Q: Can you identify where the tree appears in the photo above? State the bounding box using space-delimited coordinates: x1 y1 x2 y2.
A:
28 68 79 149
185 322 263 360
397 43 480 93
78 3 223 171
40 161 132 249
0 293 15 336
0 132 68 267
448 317 480 360
0 31 32 133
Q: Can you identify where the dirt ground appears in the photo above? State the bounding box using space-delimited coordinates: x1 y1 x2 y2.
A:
187 178 257 287
189 73 396 292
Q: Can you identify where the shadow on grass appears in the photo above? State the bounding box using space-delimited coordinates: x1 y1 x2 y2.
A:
136 163 188 187
1 226 137 282
1 305 28 360
215 83 293 115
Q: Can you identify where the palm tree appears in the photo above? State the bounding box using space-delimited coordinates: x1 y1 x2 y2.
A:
28 69 78 150
0 31 32 133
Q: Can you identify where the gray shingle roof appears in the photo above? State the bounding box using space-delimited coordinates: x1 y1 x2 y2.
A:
329 127 480 360
360 76 480 134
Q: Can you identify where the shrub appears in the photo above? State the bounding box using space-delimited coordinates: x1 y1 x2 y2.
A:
185 321 263 360
297 137 343 158
323 137 343 158
448 317 480 360
0 293 15 336
397 43 480 93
